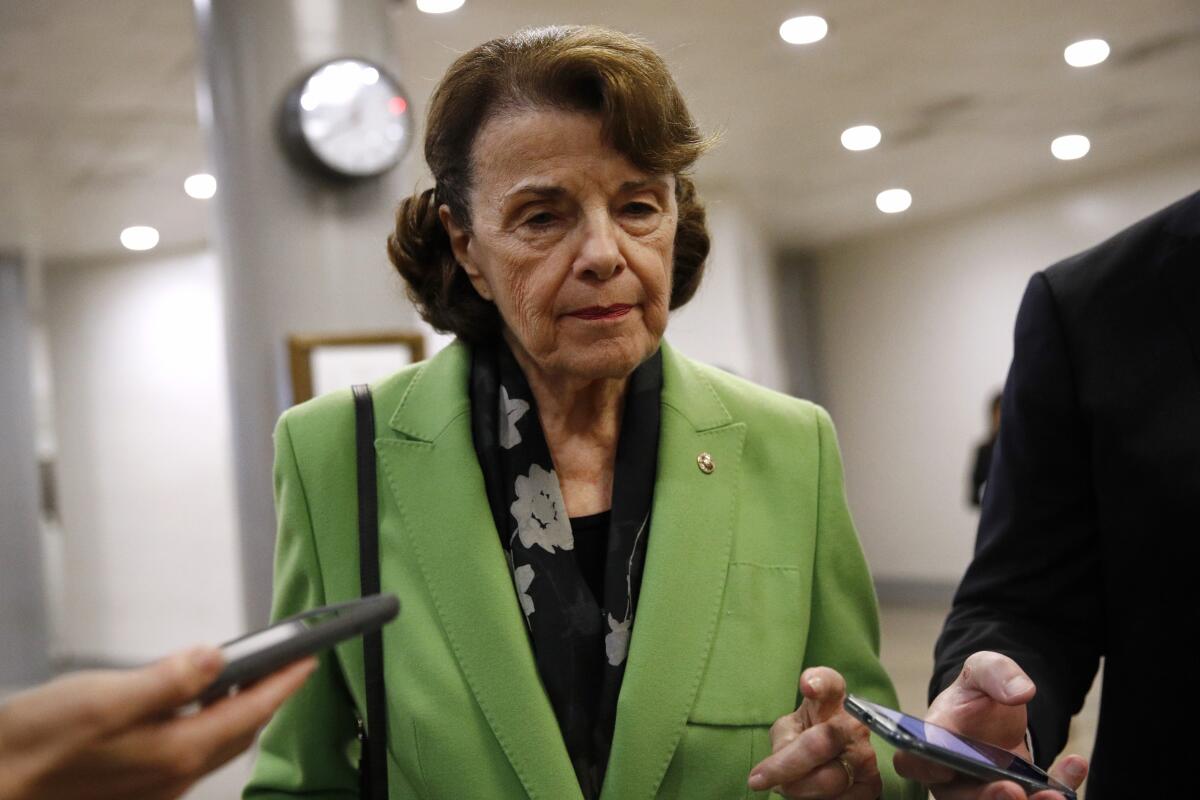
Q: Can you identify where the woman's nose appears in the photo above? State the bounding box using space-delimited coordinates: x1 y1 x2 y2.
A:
573 212 625 281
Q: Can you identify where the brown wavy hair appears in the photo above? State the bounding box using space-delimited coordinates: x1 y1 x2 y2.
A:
387 25 714 344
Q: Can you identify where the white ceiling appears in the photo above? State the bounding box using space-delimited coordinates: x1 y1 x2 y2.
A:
2 0 1198 262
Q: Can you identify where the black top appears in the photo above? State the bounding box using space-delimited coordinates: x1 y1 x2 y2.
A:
570 510 612 604
468 341 662 799
931 190 1200 799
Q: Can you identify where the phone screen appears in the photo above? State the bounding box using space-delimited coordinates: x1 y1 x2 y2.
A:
852 697 1054 783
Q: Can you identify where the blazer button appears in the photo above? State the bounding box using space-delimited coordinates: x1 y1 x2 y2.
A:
697 452 715 474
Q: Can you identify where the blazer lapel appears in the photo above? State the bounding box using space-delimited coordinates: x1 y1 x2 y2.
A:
602 342 745 800
374 344 582 800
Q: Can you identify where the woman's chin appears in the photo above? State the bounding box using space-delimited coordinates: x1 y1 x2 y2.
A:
553 335 659 382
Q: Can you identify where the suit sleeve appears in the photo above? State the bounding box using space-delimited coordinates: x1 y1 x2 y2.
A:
243 412 362 798
802 407 924 800
930 273 1104 765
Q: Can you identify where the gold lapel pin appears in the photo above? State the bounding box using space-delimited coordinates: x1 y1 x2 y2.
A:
697 452 715 474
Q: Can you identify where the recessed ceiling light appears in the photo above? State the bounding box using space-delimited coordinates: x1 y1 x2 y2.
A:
779 15 828 45
1064 39 1110 68
841 124 881 151
1051 134 1091 160
416 0 464 13
875 188 912 214
120 226 160 251
184 173 217 200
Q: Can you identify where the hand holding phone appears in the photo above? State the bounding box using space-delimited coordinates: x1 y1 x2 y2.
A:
846 695 1077 799
200 593 399 705
883 651 1088 800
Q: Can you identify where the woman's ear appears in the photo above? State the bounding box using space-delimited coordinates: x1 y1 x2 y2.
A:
438 204 493 301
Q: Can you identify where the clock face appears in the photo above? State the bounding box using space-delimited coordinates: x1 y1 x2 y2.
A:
293 58 412 178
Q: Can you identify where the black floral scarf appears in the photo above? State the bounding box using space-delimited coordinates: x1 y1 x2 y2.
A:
469 339 662 799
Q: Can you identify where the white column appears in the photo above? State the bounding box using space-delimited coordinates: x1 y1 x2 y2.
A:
193 0 417 624
0 254 51 683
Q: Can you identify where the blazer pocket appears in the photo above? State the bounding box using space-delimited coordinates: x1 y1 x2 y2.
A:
689 562 807 726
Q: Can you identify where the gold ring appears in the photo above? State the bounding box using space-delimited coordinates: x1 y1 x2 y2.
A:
836 755 855 789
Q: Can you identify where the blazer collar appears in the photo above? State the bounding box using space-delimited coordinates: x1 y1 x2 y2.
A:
379 339 742 800
385 340 471 442
386 339 734 440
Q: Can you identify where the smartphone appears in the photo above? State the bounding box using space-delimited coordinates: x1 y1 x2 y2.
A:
198 593 399 705
844 694 1077 799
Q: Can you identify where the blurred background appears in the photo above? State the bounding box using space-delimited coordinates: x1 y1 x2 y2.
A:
1 1 1197 796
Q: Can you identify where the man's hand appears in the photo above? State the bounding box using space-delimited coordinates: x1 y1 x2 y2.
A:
894 651 1088 800
0 645 316 800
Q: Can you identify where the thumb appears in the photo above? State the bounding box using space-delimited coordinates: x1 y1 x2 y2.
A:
1047 754 1089 790
951 651 1035 707
92 646 224 734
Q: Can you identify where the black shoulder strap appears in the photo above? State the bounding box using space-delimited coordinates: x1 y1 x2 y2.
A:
352 384 388 800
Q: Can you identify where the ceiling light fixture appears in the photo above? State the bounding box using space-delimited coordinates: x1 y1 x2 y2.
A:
779 15 828 45
120 226 160 251
184 173 217 199
841 124 881 151
416 0 464 13
1051 134 1091 160
875 189 912 214
1064 38 1110 67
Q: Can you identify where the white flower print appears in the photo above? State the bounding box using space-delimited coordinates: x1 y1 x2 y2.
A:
499 385 530 450
510 464 574 553
605 613 631 666
514 564 536 617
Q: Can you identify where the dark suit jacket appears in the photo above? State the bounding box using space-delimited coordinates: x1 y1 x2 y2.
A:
931 190 1200 798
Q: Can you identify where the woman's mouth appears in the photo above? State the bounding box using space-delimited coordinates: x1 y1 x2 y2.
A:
567 304 634 320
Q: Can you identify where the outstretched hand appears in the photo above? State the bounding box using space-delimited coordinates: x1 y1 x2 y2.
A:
0 645 316 800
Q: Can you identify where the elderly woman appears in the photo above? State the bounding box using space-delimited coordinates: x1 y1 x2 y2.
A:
246 25 920 800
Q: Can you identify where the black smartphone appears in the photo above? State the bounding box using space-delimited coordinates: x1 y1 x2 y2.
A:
198 593 399 705
844 694 1077 799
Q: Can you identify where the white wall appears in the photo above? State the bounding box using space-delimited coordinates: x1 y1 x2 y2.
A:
670 196 788 391
45 249 243 662
813 152 1200 584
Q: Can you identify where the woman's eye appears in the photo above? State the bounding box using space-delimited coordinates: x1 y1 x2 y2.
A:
523 211 557 228
623 202 658 216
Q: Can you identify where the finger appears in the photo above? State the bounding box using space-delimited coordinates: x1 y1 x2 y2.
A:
1047 754 1088 790
799 667 847 723
749 719 849 791
775 736 878 799
769 713 804 753
953 652 1035 706
893 750 957 784
84 646 225 735
979 781 1033 800
776 761 855 798
927 778 1025 800
176 657 317 751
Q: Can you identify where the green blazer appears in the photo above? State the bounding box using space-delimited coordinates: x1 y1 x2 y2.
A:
245 341 920 799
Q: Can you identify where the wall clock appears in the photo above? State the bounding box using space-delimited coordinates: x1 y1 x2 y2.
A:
280 57 412 181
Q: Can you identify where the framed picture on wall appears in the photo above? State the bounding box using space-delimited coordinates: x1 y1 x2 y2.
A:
287 331 425 405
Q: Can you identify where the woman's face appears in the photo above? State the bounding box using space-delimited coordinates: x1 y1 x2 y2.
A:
441 108 677 382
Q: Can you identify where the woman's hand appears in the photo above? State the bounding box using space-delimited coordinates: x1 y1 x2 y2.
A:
747 667 882 798
894 651 1088 800
0 645 316 800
